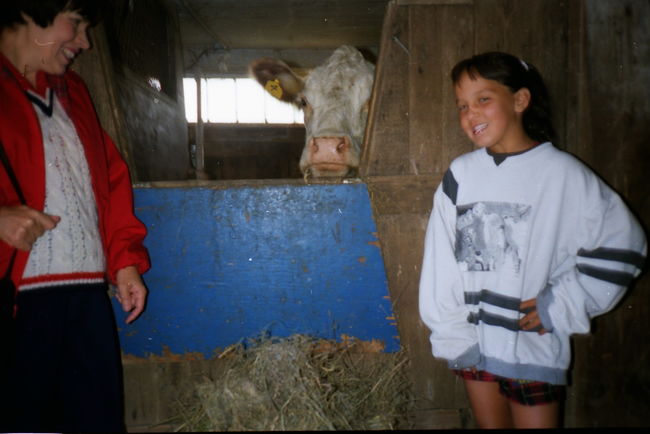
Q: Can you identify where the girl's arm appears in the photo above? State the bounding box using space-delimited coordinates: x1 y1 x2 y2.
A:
419 171 480 369
533 174 646 336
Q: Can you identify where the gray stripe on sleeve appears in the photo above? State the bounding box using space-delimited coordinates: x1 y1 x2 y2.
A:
578 247 645 269
467 309 542 333
576 263 635 286
442 169 458 205
464 289 521 312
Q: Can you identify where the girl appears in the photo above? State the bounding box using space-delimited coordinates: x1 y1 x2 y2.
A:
418 52 646 428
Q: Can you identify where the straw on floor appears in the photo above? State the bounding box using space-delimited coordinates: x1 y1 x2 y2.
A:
173 334 414 431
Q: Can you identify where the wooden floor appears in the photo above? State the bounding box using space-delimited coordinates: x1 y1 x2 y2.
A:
127 423 180 433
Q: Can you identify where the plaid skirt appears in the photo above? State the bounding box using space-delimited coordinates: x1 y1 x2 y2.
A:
454 369 565 406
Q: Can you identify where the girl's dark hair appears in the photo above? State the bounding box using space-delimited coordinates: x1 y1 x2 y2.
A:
1 0 103 31
451 52 556 144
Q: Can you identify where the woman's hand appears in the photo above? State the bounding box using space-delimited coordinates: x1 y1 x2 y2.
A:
115 265 148 324
519 298 548 335
0 205 60 250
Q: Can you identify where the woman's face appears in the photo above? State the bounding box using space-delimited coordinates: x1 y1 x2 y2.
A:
454 71 529 154
28 10 90 76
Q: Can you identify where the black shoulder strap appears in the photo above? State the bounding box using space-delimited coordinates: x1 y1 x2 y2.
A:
0 140 26 205
0 140 25 280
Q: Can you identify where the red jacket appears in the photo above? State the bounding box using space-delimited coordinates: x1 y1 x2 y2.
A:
0 54 150 286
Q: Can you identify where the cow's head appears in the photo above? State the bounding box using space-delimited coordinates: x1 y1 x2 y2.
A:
250 46 375 178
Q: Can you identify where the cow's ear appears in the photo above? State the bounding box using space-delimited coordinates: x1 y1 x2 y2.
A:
249 58 304 103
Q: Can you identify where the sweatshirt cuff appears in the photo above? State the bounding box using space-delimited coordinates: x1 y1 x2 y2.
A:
536 284 555 332
447 343 481 370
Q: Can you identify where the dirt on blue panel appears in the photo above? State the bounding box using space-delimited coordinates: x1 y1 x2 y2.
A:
113 183 399 357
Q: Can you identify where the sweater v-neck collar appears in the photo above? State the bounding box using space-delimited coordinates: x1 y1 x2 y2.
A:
486 142 546 166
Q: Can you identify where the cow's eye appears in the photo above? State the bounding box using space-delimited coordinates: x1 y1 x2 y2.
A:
298 96 308 108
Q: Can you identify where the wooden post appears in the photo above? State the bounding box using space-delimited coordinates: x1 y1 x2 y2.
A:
194 73 205 175
361 1 475 428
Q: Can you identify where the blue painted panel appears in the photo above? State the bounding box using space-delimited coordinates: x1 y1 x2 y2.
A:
113 183 399 357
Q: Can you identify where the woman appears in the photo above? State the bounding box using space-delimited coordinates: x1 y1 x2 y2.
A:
0 0 150 431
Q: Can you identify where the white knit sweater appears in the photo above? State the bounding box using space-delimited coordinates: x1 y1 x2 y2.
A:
20 88 106 291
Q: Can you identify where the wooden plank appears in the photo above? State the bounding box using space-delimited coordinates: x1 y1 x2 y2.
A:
407 4 474 176
396 0 473 5
362 1 474 177
563 0 589 157
564 0 650 427
407 6 442 176
123 353 410 430
362 1 476 418
365 175 439 215
361 1 412 177
435 5 475 169
411 408 471 429
183 0 387 51
73 23 138 179
473 0 569 149
373 213 469 411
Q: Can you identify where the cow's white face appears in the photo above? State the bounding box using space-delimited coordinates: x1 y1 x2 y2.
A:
250 46 375 178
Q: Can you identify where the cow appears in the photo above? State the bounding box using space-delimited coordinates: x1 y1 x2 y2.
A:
249 45 375 179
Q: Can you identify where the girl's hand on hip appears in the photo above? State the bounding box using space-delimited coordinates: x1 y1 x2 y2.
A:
519 298 548 335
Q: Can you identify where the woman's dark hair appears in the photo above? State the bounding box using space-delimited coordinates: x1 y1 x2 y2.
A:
0 0 103 31
451 52 556 144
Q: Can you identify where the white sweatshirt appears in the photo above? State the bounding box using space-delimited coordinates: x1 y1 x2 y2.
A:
418 142 646 385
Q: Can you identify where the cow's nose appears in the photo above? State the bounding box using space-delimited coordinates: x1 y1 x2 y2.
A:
302 136 355 177
312 137 348 154
336 139 348 153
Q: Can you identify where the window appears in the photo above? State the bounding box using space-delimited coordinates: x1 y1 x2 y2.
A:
183 78 304 124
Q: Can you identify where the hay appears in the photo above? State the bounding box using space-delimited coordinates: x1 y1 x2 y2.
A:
173 334 414 431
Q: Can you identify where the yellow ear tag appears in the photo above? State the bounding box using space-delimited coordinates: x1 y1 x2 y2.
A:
265 79 283 99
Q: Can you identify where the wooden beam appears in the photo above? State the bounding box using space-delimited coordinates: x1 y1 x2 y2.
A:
395 0 473 5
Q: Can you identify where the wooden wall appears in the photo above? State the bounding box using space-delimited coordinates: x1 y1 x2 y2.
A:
361 0 649 428
75 1 191 182
188 124 305 180
564 0 650 427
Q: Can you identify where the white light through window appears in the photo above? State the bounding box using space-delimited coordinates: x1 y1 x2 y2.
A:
183 77 303 124
207 78 236 123
236 79 265 123
265 91 298 123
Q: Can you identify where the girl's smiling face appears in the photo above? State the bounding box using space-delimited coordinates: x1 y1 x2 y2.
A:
27 10 90 77
454 71 532 154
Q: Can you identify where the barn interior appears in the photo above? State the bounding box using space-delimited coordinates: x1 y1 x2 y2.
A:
69 0 650 430
76 0 389 182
